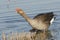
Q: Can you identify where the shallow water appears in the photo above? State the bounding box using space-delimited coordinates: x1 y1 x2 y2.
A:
0 0 60 40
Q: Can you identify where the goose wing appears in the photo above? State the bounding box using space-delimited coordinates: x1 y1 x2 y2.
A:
33 12 54 23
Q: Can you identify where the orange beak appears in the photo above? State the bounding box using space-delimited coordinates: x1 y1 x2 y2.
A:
16 8 24 14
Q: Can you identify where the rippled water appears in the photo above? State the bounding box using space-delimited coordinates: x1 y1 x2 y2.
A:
0 0 60 40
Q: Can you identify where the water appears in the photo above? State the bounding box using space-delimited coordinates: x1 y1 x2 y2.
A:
0 0 60 40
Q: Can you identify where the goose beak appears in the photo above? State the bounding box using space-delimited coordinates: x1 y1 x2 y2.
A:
16 8 24 14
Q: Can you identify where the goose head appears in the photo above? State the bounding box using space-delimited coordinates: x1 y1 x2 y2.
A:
16 8 25 16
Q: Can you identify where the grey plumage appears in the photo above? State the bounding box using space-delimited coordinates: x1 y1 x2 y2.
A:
16 8 55 31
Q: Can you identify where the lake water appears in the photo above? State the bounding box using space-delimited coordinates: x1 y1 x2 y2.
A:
0 0 60 40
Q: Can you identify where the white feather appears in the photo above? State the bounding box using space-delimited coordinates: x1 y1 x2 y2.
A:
50 17 54 24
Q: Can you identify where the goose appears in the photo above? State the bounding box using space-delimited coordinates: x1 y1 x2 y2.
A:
16 8 55 32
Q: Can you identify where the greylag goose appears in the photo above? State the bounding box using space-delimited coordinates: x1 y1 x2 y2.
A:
16 8 55 32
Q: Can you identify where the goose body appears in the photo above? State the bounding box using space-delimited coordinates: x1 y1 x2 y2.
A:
16 8 55 31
